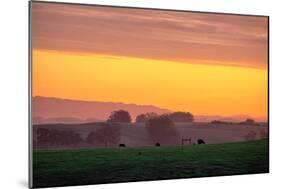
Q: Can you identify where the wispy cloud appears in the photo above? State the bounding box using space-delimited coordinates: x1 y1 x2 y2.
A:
32 2 268 68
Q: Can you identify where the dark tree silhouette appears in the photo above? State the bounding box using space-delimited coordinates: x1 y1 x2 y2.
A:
86 123 121 147
211 120 228 124
136 114 147 123
107 110 132 123
36 128 83 147
239 118 257 125
168 112 194 122
146 114 179 145
245 118 255 124
135 112 158 123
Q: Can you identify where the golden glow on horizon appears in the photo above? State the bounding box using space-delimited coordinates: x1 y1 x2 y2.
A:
33 49 268 120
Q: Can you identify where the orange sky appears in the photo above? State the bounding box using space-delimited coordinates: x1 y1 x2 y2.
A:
32 2 268 120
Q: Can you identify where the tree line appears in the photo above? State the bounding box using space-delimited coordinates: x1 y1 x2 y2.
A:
107 110 194 123
34 110 193 148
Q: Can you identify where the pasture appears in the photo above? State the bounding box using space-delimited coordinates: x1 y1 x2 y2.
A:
33 139 269 188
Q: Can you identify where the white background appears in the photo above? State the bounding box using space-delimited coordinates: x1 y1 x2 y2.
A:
0 0 280 188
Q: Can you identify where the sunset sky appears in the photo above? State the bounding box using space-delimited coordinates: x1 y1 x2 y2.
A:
32 2 268 120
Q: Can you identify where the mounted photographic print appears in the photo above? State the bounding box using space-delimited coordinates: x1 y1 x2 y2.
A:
29 1 269 188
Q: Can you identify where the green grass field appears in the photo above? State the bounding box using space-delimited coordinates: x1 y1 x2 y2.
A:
33 139 269 188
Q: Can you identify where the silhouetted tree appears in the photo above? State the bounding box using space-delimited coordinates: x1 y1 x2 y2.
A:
245 118 255 124
86 123 121 147
239 118 257 125
168 112 194 122
211 120 227 124
36 128 83 147
135 112 158 123
107 110 132 123
146 114 179 145
136 114 146 123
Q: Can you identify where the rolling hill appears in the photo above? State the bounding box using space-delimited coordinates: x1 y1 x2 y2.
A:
32 96 170 123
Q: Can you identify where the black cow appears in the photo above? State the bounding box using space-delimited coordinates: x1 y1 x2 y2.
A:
155 142 161 147
197 139 205 144
119 144 126 147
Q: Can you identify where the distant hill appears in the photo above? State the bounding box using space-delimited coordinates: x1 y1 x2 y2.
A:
32 96 170 123
195 115 267 123
33 116 101 124
32 96 266 124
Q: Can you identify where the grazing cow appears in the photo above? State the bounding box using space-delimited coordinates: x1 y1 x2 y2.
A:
197 139 205 144
155 142 160 147
119 144 126 147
